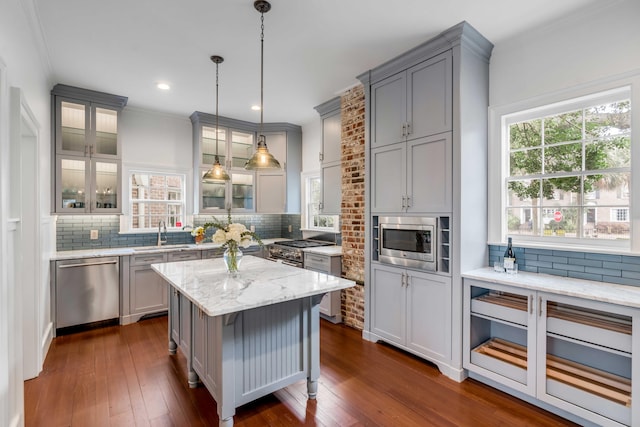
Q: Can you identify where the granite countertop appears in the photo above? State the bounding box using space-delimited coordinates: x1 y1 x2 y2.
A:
463 267 640 309
51 238 286 261
302 246 342 256
151 256 356 317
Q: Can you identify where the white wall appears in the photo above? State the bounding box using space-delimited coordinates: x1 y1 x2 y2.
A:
489 0 640 108
487 0 640 246
0 0 53 425
120 108 192 168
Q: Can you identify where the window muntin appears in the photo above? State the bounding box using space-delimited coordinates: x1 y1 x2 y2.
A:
130 172 185 230
505 93 631 241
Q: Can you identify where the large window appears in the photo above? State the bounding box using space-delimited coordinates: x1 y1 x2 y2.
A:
304 174 339 232
503 88 631 243
130 172 185 230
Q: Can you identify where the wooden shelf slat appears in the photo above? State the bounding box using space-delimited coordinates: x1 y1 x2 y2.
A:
547 302 631 335
472 338 631 407
474 292 528 312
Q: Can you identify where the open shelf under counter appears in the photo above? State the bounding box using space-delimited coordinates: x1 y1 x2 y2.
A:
464 271 640 426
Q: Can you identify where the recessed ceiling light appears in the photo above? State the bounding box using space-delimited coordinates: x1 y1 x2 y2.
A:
157 83 171 90
251 105 261 111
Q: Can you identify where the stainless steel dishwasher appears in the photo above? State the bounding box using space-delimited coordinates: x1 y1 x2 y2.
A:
55 257 120 331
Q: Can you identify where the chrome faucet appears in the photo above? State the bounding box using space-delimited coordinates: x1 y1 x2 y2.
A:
157 220 167 246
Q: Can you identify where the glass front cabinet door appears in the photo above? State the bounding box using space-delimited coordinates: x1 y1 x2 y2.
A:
193 111 257 213
56 156 121 213
51 84 127 214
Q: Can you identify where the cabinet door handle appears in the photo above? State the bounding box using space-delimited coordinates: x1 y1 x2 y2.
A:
406 196 411 208
401 123 406 137
84 145 89 156
406 122 411 136
400 272 405 287
406 274 410 287
529 295 533 314
401 196 406 208
539 297 543 317
319 152 323 162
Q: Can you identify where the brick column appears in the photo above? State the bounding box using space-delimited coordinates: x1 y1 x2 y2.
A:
340 85 365 330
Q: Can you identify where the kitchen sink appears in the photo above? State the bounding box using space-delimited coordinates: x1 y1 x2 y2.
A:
133 245 192 252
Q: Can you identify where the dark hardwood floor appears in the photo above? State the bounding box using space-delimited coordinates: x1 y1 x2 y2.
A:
25 316 578 426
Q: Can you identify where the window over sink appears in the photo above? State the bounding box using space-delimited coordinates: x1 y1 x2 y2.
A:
128 171 186 230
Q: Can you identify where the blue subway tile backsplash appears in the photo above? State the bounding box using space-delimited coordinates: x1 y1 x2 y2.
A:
488 244 640 287
57 214 303 251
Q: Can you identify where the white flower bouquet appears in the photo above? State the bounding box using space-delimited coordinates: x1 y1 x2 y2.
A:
202 210 262 273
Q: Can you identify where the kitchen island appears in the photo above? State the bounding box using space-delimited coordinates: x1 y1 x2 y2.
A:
152 256 355 427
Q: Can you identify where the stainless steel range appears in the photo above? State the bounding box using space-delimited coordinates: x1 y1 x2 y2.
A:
268 240 334 267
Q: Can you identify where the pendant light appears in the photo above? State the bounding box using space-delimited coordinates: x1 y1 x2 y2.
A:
245 0 281 170
202 55 231 182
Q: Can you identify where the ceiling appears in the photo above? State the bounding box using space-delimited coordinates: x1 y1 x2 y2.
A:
34 0 603 126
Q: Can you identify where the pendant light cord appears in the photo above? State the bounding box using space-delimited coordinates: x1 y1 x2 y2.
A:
215 60 220 159
259 10 265 139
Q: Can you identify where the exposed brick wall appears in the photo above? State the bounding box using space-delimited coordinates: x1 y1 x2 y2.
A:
340 85 366 330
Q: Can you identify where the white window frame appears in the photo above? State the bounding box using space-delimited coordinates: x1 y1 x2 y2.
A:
488 73 640 253
301 171 340 233
120 164 192 233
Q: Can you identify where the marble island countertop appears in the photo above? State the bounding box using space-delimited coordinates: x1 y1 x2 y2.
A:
152 256 356 317
50 238 287 261
463 267 640 309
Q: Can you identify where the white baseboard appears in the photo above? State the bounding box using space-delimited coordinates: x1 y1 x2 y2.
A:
9 413 21 427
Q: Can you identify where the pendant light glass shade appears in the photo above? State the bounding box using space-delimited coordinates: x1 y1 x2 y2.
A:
203 55 230 182
245 0 281 171
244 135 281 169
202 155 230 182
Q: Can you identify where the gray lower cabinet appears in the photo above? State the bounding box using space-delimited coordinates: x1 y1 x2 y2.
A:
464 278 638 426
304 251 342 323
129 253 168 318
128 250 201 323
370 263 451 369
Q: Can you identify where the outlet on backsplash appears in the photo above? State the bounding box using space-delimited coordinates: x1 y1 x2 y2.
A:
90 230 99 240
288 225 292 233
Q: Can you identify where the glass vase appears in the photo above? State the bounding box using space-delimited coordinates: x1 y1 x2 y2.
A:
223 247 243 276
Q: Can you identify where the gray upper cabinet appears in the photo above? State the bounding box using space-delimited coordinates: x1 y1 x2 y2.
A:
191 113 257 213
51 84 127 214
371 51 452 148
191 112 301 214
256 125 302 214
314 97 342 215
371 133 452 213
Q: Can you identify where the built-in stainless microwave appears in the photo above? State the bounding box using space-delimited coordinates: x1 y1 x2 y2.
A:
378 216 437 271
